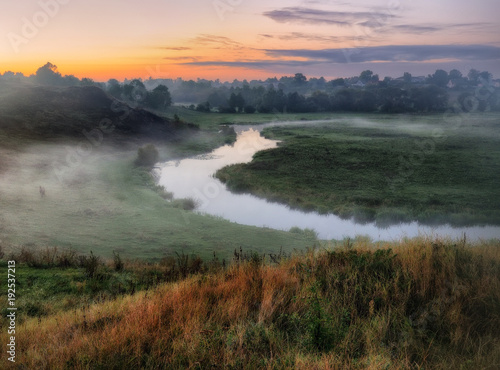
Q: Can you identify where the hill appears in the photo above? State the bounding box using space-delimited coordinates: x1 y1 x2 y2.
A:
1 238 499 368
0 82 195 143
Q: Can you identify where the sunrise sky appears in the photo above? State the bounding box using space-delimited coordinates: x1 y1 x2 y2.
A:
1 0 499 81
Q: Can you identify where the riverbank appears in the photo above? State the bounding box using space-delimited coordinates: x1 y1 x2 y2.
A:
216 114 500 227
0 142 317 261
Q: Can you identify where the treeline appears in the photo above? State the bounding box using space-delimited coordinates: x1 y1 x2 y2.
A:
0 62 172 110
2 63 498 114
106 78 172 110
187 68 499 114
191 84 453 114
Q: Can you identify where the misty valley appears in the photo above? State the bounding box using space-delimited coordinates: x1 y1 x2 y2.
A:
1 66 500 368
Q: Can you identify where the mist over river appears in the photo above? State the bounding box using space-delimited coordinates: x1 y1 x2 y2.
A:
158 121 500 242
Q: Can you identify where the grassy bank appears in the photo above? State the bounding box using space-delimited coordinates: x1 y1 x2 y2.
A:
216 113 500 226
0 140 316 261
1 237 499 369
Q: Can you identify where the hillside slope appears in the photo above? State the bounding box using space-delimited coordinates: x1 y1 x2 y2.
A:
0 82 195 143
1 238 499 369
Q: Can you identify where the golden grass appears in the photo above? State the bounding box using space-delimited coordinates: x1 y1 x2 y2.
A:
2 237 499 369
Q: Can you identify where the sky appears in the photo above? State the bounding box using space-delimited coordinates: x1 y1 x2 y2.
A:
1 0 499 81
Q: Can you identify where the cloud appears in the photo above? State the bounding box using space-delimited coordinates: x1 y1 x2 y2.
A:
263 7 493 37
265 44 500 63
181 44 500 69
259 32 377 44
263 7 397 27
191 34 244 49
300 0 350 5
181 60 319 69
390 23 492 34
161 46 192 51
163 56 200 62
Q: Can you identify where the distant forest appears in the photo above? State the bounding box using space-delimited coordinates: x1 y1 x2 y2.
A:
2 62 499 114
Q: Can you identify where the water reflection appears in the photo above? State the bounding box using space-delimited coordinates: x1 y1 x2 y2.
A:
159 126 500 241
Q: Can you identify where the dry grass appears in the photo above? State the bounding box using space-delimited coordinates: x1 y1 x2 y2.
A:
1 237 499 369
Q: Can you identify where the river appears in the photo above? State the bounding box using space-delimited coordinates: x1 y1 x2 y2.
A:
158 121 500 242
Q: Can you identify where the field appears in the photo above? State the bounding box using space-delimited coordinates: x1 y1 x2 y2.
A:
162 106 336 129
216 113 500 227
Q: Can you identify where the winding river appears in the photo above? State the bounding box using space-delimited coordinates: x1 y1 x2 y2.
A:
158 121 500 242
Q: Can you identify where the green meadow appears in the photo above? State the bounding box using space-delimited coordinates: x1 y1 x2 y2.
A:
216 113 500 226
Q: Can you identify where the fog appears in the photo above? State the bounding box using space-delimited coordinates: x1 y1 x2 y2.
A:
0 142 126 250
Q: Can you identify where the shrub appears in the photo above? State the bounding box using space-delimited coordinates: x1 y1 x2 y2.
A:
113 251 124 272
81 251 101 278
134 144 159 167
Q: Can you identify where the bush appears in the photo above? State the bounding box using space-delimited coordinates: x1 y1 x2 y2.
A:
172 198 198 211
81 251 101 278
113 251 124 272
134 144 159 167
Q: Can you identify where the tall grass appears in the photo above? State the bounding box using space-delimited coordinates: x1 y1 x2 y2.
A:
1 237 499 369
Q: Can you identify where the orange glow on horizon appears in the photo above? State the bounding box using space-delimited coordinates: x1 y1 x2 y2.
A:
0 61 285 83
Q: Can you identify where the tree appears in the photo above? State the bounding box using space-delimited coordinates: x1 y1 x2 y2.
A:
479 71 492 81
146 85 172 109
35 62 63 85
468 69 480 85
196 101 211 112
207 90 229 108
107 79 123 98
449 69 465 89
124 79 147 103
355 90 377 112
329 78 345 88
259 87 286 113
310 91 331 111
293 73 307 85
80 78 95 87
331 89 354 111
360 70 374 84
380 87 409 113
63 74 80 86
449 69 462 80
228 93 245 112
410 85 448 112
428 70 449 87
286 92 307 113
